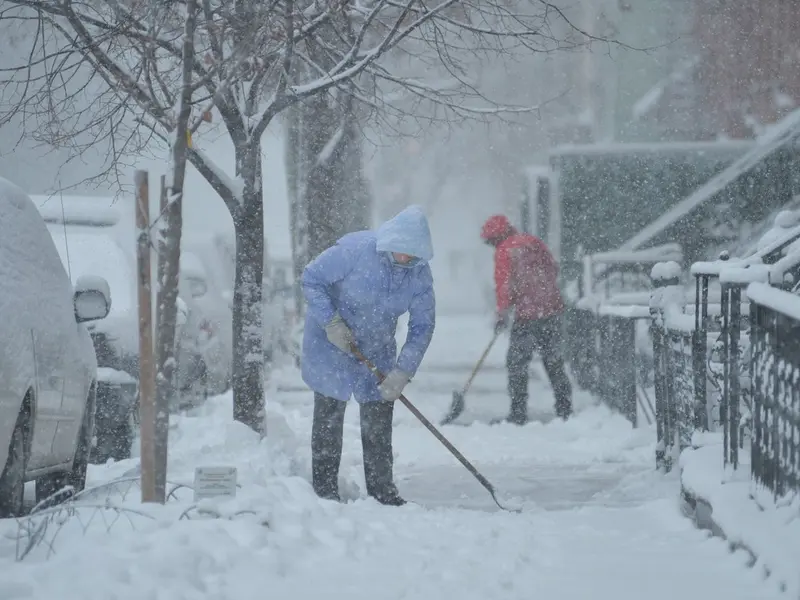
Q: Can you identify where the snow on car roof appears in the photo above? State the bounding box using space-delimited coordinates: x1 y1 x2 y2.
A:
31 193 125 227
0 176 82 365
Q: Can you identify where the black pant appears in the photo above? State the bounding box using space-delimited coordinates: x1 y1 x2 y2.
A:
506 315 573 420
311 393 399 501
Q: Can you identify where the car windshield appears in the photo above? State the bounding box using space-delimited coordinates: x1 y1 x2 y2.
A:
46 225 134 317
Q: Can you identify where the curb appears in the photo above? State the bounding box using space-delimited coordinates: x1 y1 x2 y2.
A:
680 481 792 596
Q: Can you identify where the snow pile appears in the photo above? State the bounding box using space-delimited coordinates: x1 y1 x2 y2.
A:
680 441 800 599
0 394 323 599
0 356 786 600
0 391 636 600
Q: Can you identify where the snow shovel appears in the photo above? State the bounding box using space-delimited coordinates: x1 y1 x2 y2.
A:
350 344 521 514
440 332 500 426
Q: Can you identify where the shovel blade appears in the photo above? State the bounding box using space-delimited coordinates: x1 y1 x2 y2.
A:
440 390 465 425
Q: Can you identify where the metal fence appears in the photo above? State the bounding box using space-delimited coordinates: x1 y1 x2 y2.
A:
749 285 800 499
648 253 800 500
567 253 800 500
566 307 648 426
719 281 749 469
565 252 679 428
649 269 708 471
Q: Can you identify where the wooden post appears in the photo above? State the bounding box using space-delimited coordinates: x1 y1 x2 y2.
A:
135 169 158 503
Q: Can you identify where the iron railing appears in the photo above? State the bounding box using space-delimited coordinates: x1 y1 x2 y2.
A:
749 284 800 499
566 303 651 427
649 269 708 471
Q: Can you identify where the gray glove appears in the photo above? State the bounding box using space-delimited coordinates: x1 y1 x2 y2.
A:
324 314 354 353
494 309 512 335
378 368 411 402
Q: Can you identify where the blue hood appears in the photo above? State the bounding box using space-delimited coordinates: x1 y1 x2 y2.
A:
375 205 434 262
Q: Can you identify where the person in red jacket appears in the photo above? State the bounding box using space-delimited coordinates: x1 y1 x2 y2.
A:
480 214 573 423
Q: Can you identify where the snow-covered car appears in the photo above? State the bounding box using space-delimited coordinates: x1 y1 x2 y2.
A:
42 222 141 462
0 177 111 517
35 197 219 458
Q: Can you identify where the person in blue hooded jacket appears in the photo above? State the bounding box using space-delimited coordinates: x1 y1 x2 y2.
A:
301 205 436 506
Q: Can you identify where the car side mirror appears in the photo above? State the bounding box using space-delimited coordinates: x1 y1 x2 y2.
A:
74 275 112 323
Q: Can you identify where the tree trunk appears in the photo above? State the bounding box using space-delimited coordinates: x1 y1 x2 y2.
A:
154 175 182 500
231 143 265 433
285 106 307 316
153 0 194 500
301 91 371 261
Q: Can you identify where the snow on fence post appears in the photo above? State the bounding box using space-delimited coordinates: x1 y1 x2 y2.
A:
649 260 697 471
135 170 159 503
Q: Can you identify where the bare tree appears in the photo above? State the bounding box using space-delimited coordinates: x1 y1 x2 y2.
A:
287 0 616 284
153 0 199 500
0 0 609 432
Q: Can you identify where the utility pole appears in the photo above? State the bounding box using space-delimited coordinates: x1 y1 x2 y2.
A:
135 169 158 503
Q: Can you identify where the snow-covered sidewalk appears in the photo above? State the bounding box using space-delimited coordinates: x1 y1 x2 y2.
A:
0 368 785 600
681 437 800 599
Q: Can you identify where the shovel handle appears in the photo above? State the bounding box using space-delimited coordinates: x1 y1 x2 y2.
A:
461 332 500 395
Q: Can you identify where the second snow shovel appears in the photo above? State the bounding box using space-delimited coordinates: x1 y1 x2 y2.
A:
440 332 500 426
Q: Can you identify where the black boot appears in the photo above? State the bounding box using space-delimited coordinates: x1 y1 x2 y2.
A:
555 401 572 421
505 411 529 426
543 357 573 421
311 393 347 502
372 486 407 506
360 400 406 506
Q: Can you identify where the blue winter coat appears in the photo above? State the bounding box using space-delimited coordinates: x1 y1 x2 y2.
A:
301 206 436 403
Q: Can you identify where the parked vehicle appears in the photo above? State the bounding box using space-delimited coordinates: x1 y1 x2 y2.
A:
42 220 141 463
177 250 233 395
0 177 110 517
34 195 206 460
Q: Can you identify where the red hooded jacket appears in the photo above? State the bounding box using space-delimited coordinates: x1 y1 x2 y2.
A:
482 217 564 321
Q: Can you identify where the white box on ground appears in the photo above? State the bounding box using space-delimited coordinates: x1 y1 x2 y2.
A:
193 466 238 502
